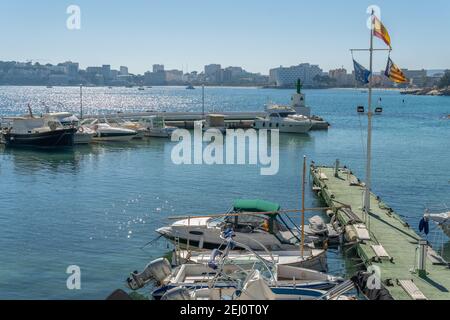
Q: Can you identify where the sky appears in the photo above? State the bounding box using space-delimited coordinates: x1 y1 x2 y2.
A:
0 0 449 74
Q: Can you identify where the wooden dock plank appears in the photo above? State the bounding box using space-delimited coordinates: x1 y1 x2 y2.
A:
311 165 450 300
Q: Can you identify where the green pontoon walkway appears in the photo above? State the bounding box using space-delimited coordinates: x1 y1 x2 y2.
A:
311 163 450 300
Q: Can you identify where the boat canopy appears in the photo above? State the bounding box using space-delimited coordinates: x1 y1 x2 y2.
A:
233 199 280 215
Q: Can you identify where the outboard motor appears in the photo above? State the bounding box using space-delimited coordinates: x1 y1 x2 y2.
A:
309 215 327 235
126 258 172 290
208 249 223 270
161 287 191 300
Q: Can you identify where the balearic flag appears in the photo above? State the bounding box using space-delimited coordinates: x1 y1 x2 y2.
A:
353 59 371 84
385 58 408 83
373 16 391 48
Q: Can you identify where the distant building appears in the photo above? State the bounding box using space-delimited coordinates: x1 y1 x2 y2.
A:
119 66 129 76
204 64 222 83
86 66 102 75
402 69 427 87
102 65 111 80
165 69 183 83
153 64 165 73
328 67 354 87
144 70 166 86
269 64 323 87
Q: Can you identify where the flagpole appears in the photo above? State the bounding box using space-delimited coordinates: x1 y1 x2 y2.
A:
364 11 375 229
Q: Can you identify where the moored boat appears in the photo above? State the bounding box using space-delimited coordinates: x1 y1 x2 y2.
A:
1 117 76 148
156 199 322 251
81 118 137 142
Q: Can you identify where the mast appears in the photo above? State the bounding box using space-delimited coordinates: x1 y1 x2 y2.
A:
301 155 306 258
364 11 375 227
202 84 205 119
80 84 83 119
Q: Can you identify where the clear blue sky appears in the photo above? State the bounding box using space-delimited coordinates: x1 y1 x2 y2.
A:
0 0 449 74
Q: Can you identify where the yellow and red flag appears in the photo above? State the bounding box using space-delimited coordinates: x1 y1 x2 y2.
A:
373 16 391 48
385 58 408 83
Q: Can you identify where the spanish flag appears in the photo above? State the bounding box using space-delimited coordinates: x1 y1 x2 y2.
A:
385 58 408 83
373 16 391 48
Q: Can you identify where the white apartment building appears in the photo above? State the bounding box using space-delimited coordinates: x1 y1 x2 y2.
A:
269 63 323 87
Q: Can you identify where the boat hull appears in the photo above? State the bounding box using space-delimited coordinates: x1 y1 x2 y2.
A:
3 128 76 148
253 120 312 133
92 132 136 142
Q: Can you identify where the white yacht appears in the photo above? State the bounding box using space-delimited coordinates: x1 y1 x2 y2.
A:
43 112 95 145
81 118 137 142
156 199 320 251
106 118 146 139
422 211 450 237
258 80 329 131
139 116 176 138
253 107 312 133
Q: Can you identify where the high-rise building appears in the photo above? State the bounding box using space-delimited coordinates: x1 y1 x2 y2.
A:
204 64 222 83
269 63 323 87
153 64 165 73
102 65 111 80
119 66 129 76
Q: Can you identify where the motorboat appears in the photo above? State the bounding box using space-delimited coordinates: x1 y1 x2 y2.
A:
81 118 137 142
257 80 329 131
156 199 323 251
1 116 75 148
43 112 95 145
128 235 353 301
176 248 327 271
253 107 313 133
420 210 450 237
106 118 146 139
186 85 195 90
139 116 176 138
127 235 341 300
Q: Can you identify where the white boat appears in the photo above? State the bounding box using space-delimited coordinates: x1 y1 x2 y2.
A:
253 107 312 133
81 118 137 142
106 118 146 139
139 116 176 138
43 112 94 145
422 211 450 237
156 199 320 251
149 237 352 301
259 80 329 131
127 236 341 300
176 248 327 271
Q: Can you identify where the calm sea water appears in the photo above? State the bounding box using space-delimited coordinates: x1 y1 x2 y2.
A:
0 86 449 299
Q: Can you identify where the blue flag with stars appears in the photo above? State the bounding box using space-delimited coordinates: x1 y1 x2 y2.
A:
353 59 371 84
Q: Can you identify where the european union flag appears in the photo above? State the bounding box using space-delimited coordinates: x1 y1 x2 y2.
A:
353 59 371 84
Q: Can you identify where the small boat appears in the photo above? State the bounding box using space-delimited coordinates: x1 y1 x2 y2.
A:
253 107 312 133
421 211 450 237
186 85 195 90
177 248 327 271
81 118 137 142
46 86 53 89
139 116 176 138
138 87 145 91
43 112 94 145
128 236 340 300
1 117 75 148
156 199 322 251
106 118 146 139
